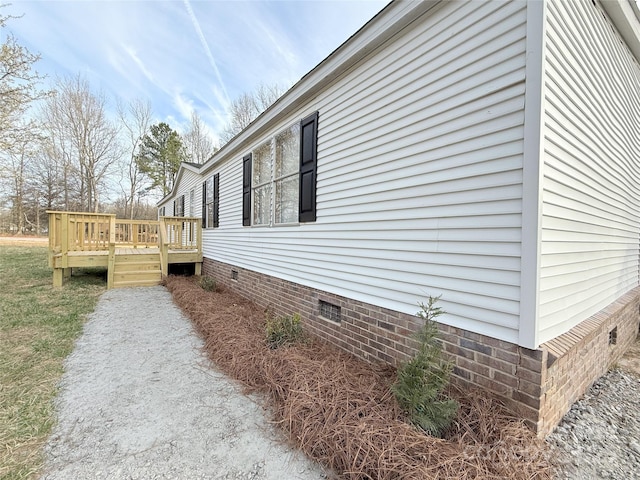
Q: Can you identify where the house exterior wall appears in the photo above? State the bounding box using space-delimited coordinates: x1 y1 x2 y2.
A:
203 0 530 346
157 168 202 217
201 256 548 431
538 0 640 344
163 0 640 435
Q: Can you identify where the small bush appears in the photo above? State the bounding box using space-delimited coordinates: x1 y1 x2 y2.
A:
392 295 458 437
199 276 217 292
266 313 303 349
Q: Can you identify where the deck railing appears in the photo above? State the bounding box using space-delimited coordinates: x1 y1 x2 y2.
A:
158 216 202 276
114 219 160 248
160 216 201 250
47 211 203 285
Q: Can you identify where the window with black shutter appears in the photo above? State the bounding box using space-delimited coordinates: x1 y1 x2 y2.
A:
299 111 318 223
213 173 220 228
202 181 207 228
174 195 185 217
242 154 252 226
202 173 220 228
243 111 318 226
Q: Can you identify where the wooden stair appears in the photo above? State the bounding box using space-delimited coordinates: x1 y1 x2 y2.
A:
112 252 162 288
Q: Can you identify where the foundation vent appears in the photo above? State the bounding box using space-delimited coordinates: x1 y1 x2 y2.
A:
320 300 341 323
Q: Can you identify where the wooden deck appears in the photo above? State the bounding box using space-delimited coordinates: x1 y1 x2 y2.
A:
47 212 203 289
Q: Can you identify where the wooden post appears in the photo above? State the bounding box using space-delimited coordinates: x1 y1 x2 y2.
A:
195 219 202 276
60 212 69 268
159 217 169 277
107 243 115 289
107 216 116 289
53 268 63 287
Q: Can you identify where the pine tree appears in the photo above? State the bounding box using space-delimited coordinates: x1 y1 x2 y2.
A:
392 295 458 437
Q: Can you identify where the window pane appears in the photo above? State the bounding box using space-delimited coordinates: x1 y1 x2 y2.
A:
252 142 271 186
253 184 270 225
206 177 214 203
275 174 299 224
207 203 214 227
275 124 300 179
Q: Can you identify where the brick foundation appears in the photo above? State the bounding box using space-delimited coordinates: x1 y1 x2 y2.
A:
202 257 640 436
538 287 640 435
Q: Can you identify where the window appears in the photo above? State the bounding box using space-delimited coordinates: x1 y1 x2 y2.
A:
202 173 219 228
189 189 195 217
174 195 184 217
159 206 165 218
252 141 272 225
242 111 318 226
275 125 300 224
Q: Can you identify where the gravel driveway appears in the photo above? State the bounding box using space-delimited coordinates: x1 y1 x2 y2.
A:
40 286 328 479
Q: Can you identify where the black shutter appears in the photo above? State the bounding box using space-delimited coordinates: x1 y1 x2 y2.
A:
299 111 319 223
213 173 220 228
202 181 207 228
242 153 252 226
173 200 176 216
180 195 185 217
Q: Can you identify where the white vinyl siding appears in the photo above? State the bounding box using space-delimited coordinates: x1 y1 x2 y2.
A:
203 0 528 344
157 169 203 219
539 0 640 343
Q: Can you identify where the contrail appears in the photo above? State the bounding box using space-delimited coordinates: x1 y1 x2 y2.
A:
183 0 231 106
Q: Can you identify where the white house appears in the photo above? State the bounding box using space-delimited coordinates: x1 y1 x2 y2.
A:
159 0 640 435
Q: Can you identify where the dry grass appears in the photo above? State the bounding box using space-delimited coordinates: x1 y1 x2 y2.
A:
166 275 554 479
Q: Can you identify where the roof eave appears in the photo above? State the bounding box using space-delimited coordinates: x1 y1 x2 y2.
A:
200 0 441 176
601 0 640 63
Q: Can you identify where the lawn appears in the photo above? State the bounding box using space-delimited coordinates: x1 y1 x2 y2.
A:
0 244 105 480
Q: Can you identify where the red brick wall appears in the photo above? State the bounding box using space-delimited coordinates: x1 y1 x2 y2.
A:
538 287 640 435
202 257 640 436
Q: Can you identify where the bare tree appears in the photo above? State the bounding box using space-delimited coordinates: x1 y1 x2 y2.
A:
220 82 283 144
40 75 121 212
39 103 79 212
117 98 152 218
0 121 47 233
0 9 49 152
183 110 216 164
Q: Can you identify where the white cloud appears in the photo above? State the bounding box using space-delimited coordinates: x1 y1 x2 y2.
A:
4 0 388 139
182 0 230 106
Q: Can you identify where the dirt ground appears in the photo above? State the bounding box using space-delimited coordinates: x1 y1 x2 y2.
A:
0 235 48 246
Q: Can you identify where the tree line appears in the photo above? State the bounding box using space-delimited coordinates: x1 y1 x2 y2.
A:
0 9 282 234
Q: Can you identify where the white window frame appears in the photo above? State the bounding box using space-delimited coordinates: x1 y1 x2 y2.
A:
251 122 300 227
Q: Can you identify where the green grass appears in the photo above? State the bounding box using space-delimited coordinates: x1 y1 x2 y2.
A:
0 245 105 480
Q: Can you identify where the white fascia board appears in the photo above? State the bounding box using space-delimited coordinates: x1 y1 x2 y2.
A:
601 0 640 62
200 0 440 177
519 0 547 349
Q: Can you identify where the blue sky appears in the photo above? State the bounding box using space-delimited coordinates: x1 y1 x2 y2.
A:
4 0 388 143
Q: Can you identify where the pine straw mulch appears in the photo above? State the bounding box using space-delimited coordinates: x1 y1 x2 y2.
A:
165 275 555 480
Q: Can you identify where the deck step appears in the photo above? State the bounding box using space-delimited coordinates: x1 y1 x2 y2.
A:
113 261 161 273
113 278 162 288
112 253 162 288
112 270 162 288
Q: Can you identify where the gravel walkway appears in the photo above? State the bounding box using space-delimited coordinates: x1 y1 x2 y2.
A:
40 287 328 480
42 284 640 479
547 369 640 479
